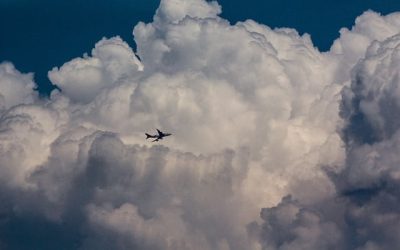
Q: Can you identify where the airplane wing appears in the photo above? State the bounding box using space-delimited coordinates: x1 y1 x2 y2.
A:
156 129 163 136
152 138 159 142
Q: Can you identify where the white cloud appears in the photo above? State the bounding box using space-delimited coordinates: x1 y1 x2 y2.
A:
342 34 400 142
0 103 66 188
0 62 37 111
2 0 400 249
330 11 400 83
155 0 222 24
329 34 400 249
48 36 143 104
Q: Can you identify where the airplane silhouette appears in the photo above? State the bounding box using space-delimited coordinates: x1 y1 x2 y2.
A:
145 129 172 142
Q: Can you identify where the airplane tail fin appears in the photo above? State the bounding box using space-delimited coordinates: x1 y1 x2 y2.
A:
145 133 152 139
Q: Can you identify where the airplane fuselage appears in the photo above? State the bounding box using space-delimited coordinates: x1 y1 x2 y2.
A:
145 129 172 142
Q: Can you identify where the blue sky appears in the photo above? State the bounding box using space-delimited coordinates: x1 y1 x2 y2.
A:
1 0 400 94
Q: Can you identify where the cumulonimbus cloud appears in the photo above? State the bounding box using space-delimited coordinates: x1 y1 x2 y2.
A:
1 0 400 249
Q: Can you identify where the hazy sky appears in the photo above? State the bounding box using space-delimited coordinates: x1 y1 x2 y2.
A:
2 0 400 249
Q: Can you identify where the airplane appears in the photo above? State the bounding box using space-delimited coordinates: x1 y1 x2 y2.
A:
145 129 172 142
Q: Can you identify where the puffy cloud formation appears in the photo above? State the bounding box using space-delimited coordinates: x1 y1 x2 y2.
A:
253 23 400 250
249 195 344 250
1 0 400 249
0 62 37 110
334 34 400 249
48 37 143 103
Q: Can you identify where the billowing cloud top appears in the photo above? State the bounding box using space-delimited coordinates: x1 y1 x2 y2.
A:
1 0 400 249
0 62 37 110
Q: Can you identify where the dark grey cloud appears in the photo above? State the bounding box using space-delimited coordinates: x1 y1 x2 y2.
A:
249 195 344 250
